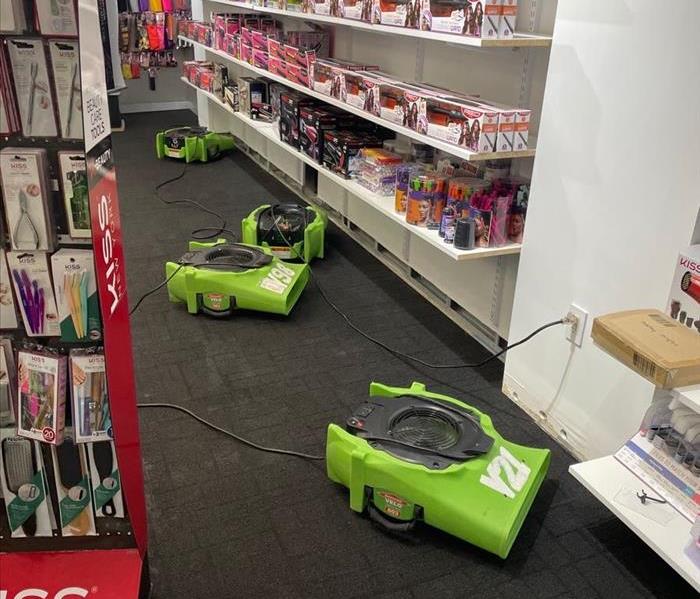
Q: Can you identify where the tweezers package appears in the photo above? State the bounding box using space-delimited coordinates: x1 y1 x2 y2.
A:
35 0 78 37
0 338 17 425
16 349 67 445
0 427 54 537
51 250 102 343
70 349 111 443
6 39 58 137
0 148 56 251
6 252 61 338
0 250 20 330
58 151 90 239
87 441 124 518
49 40 83 140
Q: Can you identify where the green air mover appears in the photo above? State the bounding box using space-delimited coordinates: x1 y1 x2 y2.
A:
241 203 327 262
165 240 309 316
155 127 236 163
326 381 551 558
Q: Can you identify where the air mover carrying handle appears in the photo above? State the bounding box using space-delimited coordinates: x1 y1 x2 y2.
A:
367 503 416 533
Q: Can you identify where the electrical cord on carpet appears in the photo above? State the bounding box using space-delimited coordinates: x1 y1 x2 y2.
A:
137 402 325 461
129 263 184 316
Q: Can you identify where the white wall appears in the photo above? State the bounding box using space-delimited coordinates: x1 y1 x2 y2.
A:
503 0 700 459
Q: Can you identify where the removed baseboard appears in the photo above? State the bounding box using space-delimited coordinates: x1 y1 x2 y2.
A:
120 101 195 114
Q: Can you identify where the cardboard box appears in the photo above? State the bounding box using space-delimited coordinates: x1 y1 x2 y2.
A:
591 309 700 389
666 245 700 334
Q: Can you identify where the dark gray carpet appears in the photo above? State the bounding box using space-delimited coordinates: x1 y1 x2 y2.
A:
113 110 694 599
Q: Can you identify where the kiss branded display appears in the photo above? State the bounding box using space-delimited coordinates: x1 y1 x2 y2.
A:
0 2 148 597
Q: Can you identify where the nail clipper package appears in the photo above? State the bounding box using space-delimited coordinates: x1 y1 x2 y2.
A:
57 151 90 239
87 441 124 518
70 349 112 443
49 40 83 140
0 427 54 537
51 430 97 536
0 148 56 251
0 251 20 330
666 245 700 334
17 349 67 445
51 249 102 343
7 38 58 137
35 0 78 37
0 338 18 425
6 251 61 337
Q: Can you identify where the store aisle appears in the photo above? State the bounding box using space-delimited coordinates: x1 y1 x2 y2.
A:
112 111 690 599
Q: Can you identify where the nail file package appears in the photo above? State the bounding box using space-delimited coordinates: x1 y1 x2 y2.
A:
7 39 58 137
87 441 124 518
49 40 83 140
0 338 18 426
0 427 54 537
0 49 21 134
0 250 20 329
0 148 56 251
70 349 111 443
57 151 90 238
17 349 67 445
35 0 78 37
51 430 97 536
6 251 61 337
51 249 102 342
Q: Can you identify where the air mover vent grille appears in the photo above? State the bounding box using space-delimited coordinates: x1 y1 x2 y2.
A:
390 408 460 450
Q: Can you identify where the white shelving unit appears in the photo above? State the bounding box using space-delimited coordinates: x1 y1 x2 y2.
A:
570 456 700 592
675 385 700 413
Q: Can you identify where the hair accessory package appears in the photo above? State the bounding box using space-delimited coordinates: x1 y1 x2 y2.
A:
35 0 78 37
49 40 82 140
0 338 17 426
0 148 56 251
57 151 90 239
6 251 61 337
0 250 19 329
0 428 54 537
70 349 111 443
87 441 124 518
51 249 102 342
51 430 97 536
7 39 58 137
17 349 67 445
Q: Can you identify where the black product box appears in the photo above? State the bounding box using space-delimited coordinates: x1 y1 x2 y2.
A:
279 91 318 148
268 82 288 120
238 77 268 116
322 130 383 177
300 107 342 164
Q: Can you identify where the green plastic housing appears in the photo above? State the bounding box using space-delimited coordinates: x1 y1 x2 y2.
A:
165 240 310 316
241 204 327 263
155 130 236 163
326 382 551 559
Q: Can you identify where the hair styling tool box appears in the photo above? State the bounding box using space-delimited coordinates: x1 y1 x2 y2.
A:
49 40 82 140
0 427 54 537
51 429 97 536
51 249 102 343
666 245 700 334
87 441 124 518
0 148 56 251
0 250 20 329
57 151 90 239
17 349 67 444
70 349 112 443
591 309 700 389
6 38 58 137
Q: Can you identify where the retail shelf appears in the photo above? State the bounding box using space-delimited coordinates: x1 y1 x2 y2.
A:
207 0 552 48
569 456 700 592
181 77 521 261
675 385 700 413
178 36 537 162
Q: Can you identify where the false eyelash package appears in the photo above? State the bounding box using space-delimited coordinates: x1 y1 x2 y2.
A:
6 251 61 337
0 148 56 252
17 349 67 445
70 349 111 443
57 151 90 238
49 40 83 140
6 39 58 138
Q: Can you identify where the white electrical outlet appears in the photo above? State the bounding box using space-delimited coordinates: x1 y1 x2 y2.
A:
566 304 588 347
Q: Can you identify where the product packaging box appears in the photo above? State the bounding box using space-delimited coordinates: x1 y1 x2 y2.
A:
35 0 78 36
253 49 269 70
0 428 54 537
268 56 287 77
420 0 470 34
322 130 384 177
0 338 17 425
340 0 371 20
667 245 700 333
513 109 530 151
344 71 382 114
7 38 58 137
49 40 82 140
591 309 700 389
57 151 90 239
299 107 348 163
1 147 56 251
51 431 97 536
424 95 498 152
279 91 317 147
224 83 240 111
71 349 111 443
284 45 316 70
51 249 102 343
286 63 310 87
463 0 500 39
310 0 333 15
17 349 67 444
87 441 124 518
499 0 518 39
372 0 420 27
240 43 253 64
6 251 61 337
0 250 19 329
238 77 268 115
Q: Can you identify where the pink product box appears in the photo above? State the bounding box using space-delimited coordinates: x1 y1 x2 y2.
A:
268 38 284 59
312 61 346 100
268 56 287 77
463 0 500 39
241 27 254 46
224 33 240 58
284 45 316 69
286 63 310 88
253 49 269 70
513 109 530 150
252 30 268 51
340 0 371 21
241 44 253 64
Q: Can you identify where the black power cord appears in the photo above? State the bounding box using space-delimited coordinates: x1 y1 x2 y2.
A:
129 263 184 316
